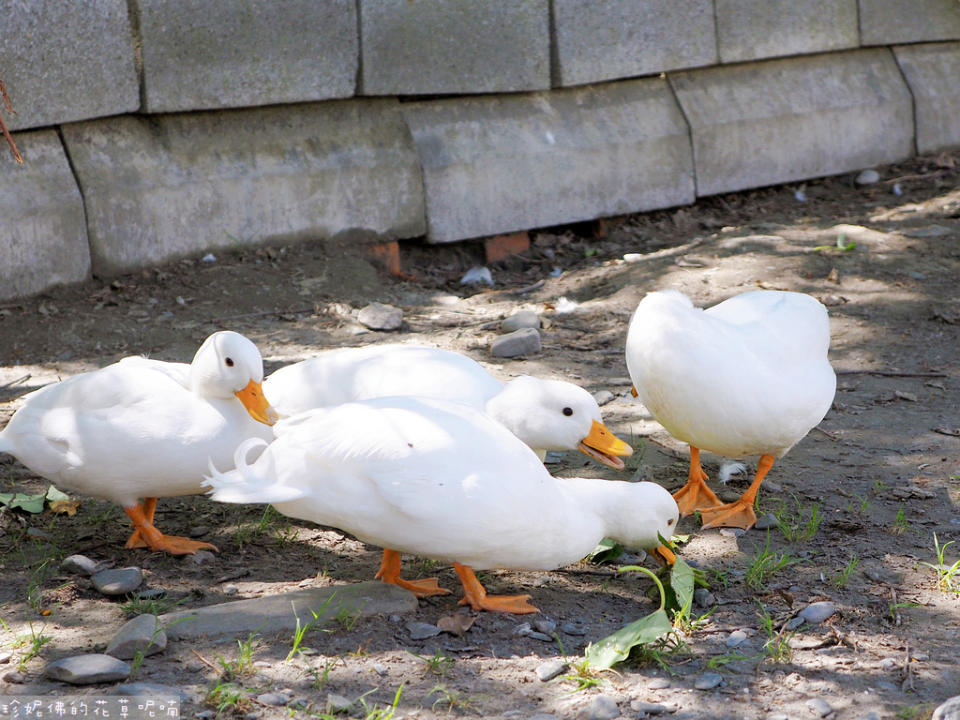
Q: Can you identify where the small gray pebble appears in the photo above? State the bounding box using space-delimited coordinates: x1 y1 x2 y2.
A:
765 481 782 492
189 550 216 565
62 554 106 577
491 328 541 358
560 622 586 636
195 711 216 720
787 616 805 630
693 588 716 608
3 671 26 683
535 659 568 682
527 631 554 642
694 672 723 690
593 390 615 407
45 654 130 684
932 695 960 720
289 698 309 710
543 451 566 464
856 168 880 185
726 630 748 648
806 697 832 717
647 677 671 689
257 692 289 707
222 584 239 596
134 587 166 600
106 614 166 659
388 615 401 623
685 558 700 568
877 657 897 669
0 651 11 664
372 663 387 676
91 567 143 596
753 513 779 530
513 622 533 637
326 694 354 713
406 621 441 640
719 527 745 538
630 700 671 715
586 694 621 720
799 601 836 624
189 525 210 538
244 714 259 720
27 527 52 540
357 302 403 331
533 617 557 635
861 712 882 720
877 681 899 692
501 310 540 332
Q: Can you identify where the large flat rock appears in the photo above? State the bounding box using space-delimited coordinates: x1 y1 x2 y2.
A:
137 0 358 112
403 78 694 243
0 1 138 131
716 0 858 63
360 0 549 95
859 0 960 45
0 130 91 301
552 0 716 86
670 50 914 197
894 42 960 154
60 100 425 275
158 582 417 640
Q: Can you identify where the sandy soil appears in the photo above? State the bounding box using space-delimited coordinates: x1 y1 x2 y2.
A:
1 150 959 720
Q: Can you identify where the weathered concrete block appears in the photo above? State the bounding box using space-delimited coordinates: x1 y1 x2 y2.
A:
360 0 549 95
0 130 90 301
403 79 694 243
716 0 858 63
553 0 716 86
894 42 960 153
860 0 960 45
670 50 914 197
0 1 138 131
137 0 358 112
60 101 425 276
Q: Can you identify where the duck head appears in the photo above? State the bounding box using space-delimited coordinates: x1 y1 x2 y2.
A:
190 331 278 426
607 481 680 564
487 376 634 469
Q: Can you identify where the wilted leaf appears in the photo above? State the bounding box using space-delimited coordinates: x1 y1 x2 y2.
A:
584 608 672 670
0 491 46 514
50 499 81 516
437 613 477 637
45 486 71 502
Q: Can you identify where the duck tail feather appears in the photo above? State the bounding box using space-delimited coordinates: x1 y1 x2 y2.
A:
203 440 306 505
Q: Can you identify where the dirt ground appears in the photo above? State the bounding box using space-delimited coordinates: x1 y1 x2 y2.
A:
1 150 959 720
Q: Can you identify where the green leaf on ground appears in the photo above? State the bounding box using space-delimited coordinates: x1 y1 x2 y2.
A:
584 608 672 670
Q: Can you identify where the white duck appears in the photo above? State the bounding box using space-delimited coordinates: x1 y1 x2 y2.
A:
625 290 835 530
205 396 679 614
264 344 633 469
0 331 278 554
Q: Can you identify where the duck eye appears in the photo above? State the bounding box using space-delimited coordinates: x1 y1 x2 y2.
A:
225 357 235 367
668 518 675 526
562 407 573 416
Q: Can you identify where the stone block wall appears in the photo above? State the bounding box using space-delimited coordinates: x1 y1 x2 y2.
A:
0 0 958 300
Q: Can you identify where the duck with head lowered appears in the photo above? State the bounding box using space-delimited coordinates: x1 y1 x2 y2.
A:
625 289 836 530
263 344 637 590
205 396 679 614
0 331 278 554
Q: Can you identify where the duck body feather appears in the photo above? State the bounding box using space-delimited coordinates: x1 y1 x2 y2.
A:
626 290 835 458
264 345 502 417
207 397 677 571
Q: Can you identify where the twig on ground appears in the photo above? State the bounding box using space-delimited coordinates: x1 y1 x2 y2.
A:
836 370 947 378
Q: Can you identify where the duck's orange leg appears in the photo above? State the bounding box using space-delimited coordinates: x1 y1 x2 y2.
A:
375 549 450 598
453 562 538 614
672 447 723 516
123 503 218 555
700 454 775 530
124 497 158 549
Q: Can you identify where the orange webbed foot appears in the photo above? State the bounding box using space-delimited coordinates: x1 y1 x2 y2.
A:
699 500 758 530
453 562 539 615
672 447 723 515
375 549 451 598
123 504 217 555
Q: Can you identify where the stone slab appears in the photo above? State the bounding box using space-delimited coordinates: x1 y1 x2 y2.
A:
137 0 358 113
360 0 549 95
158 582 417 640
0 130 90 301
894 42 960 153
859 0 960 45
670 50 914 197
553 0 716 86
403 78 694 243
60 100 425 276
716 0 858 63
0 1 138 131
